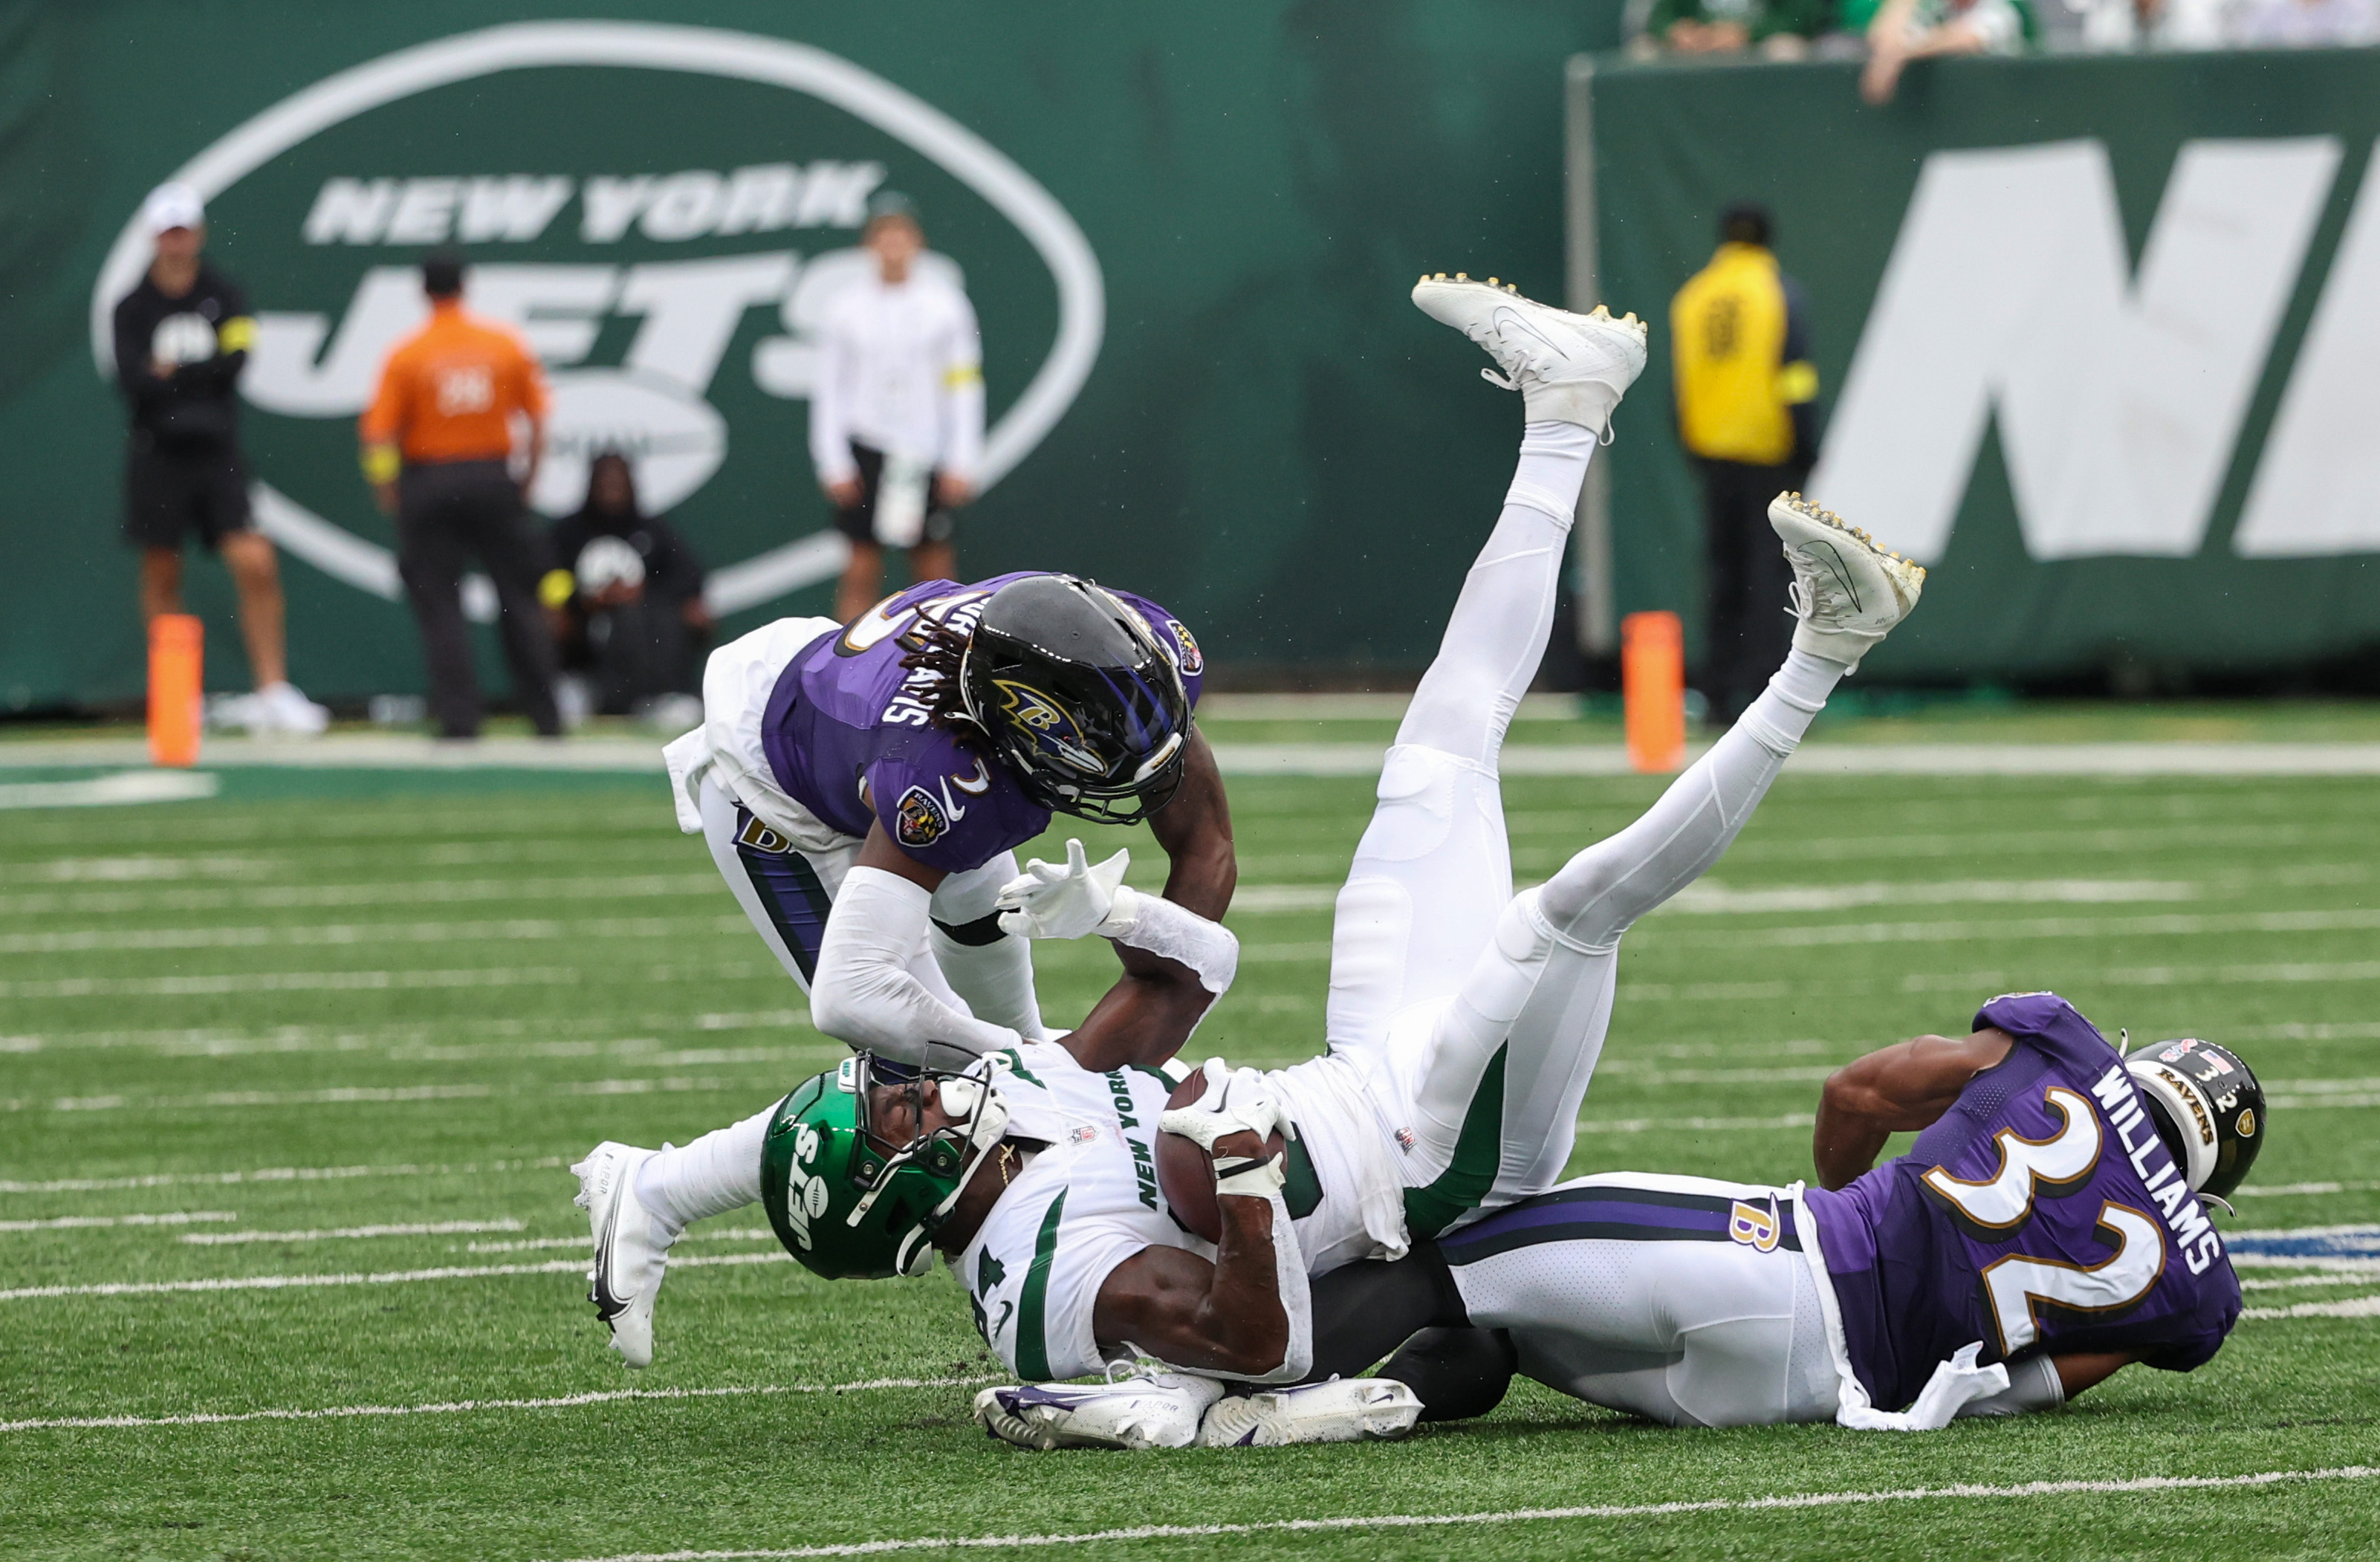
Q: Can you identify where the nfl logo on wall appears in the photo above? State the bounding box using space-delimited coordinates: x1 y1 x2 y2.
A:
88 22 1103 623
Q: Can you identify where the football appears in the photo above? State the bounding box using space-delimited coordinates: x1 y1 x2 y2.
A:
1152 1072 1288 1243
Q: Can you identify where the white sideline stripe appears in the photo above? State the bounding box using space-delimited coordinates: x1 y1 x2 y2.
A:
2244 1294 2380 1320
0 1211 236 1232
0 771 221 810
555 1465 2380 1561
0 1375 995 1436
0 1248 790 1303
2240 1272 2380 1292
0 1156 565 1194
2237 1179 2380 1197
1207 740 2380 777
1661 878 2199 915
182 1219 525 1245
0 872 722 918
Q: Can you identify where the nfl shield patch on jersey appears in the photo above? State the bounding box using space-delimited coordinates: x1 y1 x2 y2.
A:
894 785 951 849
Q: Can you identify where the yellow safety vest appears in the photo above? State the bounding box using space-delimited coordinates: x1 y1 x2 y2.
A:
1670 243 1816 466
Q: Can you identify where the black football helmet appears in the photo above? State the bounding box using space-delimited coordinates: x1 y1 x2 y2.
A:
959 574 1191 823
2124 1037 2265 1202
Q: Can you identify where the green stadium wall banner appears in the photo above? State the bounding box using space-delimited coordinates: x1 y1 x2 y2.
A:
1 1 1628 710
1583 48 2380 682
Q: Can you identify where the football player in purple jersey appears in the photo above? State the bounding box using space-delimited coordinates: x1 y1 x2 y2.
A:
655 570 1232 1069
1262 990 2263 1435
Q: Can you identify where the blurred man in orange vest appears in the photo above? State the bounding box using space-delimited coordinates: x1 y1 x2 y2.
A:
1672 205 1822 724
360 250 561 739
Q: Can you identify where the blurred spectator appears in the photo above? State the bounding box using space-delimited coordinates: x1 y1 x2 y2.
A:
541 452 712 721
359 250 561 741
2046 0 2232 47
1672 204 1822 725
1858 0 2032 102
810 192 985 623
2231 0 2379 42
1648 0 1833 56
113 182 328 735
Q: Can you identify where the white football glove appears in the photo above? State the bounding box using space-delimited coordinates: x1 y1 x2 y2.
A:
995 839 1132 941
1157 1057 1295 1153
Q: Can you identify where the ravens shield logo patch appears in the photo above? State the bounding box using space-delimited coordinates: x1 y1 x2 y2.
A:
893 785 951 849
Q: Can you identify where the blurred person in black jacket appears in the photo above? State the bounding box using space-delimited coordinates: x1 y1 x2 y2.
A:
114 182 327 733
541 452 713 719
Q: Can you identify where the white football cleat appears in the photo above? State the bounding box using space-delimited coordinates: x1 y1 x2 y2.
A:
1412 273 1648 437
1195 1378 1423 1448
973 1366 1225 1451
1768 493 1927 673
255 681 331 736
573 1141 674 1369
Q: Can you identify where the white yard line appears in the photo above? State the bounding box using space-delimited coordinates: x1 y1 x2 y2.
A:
0 771 220 809
1651 906 2380 950
0 916 742 956
2244 1294 2380 1320
0 872 720 920
467 1228 775 1254
1578 1113 1817 1135
0 1249 789 1303
553 1465 2380 1562
0 962 771 1001
0 1157 565 1195
0 1375 998 1436
0 1211 235 1232
16 1078 750 1113
182 1219 525 1245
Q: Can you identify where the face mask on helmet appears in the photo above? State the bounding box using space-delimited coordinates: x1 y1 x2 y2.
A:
759 1053 1012 1280
2123 1037 2264 1202
959 574 1191 825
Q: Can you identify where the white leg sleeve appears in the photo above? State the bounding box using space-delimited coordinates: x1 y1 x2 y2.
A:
930 852 1049 1041
1326 423 1595 1059
811 866 1023 1066
1534 648 1848 950
635 1104 771 1235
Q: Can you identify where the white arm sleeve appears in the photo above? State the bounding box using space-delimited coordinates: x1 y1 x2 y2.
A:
808 309 857 484
1101 886 1239 996
1956 1352 2066 1419
930 853 1048 1042
938 289 985 481
811 866 1021 1066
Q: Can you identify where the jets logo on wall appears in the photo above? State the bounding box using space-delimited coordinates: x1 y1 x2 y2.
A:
88 22 1103 623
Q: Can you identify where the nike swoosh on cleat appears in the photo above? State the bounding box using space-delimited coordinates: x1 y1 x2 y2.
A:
1488 307 1560 354
1806 542 1864 615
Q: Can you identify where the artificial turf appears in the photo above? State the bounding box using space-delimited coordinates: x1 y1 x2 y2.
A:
1 746 2375 1559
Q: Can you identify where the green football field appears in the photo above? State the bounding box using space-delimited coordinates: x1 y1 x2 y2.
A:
3 740 2377 1560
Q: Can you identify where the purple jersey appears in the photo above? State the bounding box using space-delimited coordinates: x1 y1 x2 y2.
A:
1806 992 2240 1412
760 574 1204 875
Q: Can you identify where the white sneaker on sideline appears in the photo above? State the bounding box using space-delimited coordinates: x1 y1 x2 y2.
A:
1195 1378 1424 1448
1411 273 1648 436
253 681 331 736
573 1141 675 1369
973 1365 1225 1451
1768 493 1927 672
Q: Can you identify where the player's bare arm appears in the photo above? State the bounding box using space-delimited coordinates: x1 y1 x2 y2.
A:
1144 726 1235 922
1088 1130 1291 1377
1813 1026 2015 1190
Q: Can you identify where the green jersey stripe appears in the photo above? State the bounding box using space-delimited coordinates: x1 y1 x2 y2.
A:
1401 1043 1509 1239
1016 1187 1068 1379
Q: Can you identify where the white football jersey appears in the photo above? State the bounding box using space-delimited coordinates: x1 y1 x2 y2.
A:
954 1043 1201 1381
954 1041 1414 1380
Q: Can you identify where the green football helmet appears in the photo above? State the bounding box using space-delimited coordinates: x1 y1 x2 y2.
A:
761 1053 1012 1280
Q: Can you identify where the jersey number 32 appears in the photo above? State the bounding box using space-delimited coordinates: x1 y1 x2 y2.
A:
1921 1086 2165 1355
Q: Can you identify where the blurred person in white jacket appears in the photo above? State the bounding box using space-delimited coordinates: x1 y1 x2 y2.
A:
810 192 987 623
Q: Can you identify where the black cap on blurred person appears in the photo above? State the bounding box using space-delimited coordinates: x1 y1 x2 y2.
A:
423 250 466 297
1719 204 1772 247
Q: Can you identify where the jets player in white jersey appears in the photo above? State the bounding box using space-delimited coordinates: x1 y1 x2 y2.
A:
571 275 1925 1449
